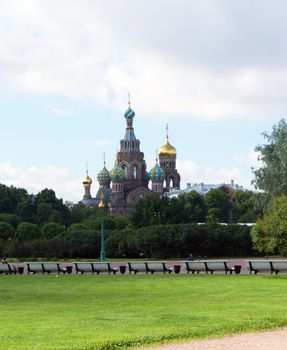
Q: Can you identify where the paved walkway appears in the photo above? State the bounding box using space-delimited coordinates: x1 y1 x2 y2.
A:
136 328 287 350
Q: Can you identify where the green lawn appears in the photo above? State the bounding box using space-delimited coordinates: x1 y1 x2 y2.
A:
1 274 287 350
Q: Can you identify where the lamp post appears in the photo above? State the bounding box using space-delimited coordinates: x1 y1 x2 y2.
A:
98 195 106 261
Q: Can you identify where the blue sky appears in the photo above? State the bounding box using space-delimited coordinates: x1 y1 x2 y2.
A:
0 0 286 202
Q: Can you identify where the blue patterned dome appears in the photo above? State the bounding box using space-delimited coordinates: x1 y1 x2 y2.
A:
97 165 111 185
124 106 135 119
146 171 151 182
110 164 125 182
149 163 165 182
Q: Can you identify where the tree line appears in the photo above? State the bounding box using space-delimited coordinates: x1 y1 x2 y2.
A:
0 183 258 259
1 118 286 259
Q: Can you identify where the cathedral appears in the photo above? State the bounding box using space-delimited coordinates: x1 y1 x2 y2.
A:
81 101 181 215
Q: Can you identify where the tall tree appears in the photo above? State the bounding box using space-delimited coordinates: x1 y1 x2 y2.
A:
251 196 287 255
233 191 256 223
205 189 231 223
253 119 287 196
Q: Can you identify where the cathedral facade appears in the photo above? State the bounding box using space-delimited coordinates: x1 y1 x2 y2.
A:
81 103 180 215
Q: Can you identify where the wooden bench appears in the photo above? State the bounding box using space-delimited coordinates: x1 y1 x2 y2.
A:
91 262 117 274
127 262 148 274
205 261 233 274
246 260 273 274
270 260 287 275
184 260 234 274
26 262 44 274
0 263 17 274
184 261 208 274
74 262 94 274
146 262 173 274
42 262 67 274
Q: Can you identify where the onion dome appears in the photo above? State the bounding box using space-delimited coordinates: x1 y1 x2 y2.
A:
124 106 135 119
158 141 177 158
146 171 151 182
83 171 92 186
110 161 125 182
149 162 165 182
97 164 111 186
158 123 177 158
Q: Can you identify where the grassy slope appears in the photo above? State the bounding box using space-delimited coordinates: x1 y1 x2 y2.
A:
1 274 287 350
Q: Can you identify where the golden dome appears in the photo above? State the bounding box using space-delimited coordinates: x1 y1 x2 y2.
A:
158 140 177 158
158 123 177 158
83 173 92 186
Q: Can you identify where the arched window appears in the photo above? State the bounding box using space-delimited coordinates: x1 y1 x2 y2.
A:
133 165 137 179
122 165 128 177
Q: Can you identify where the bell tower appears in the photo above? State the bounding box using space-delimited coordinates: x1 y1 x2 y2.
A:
158 124 181 192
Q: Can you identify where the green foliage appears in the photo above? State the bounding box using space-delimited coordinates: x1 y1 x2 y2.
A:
3 238 65 259
131 194 171 228
0 213 21 228
233 191 256 223
35 189 71 226
0 221 15 240
0 184 29 213
251 196 287 255
64 223 100 258
106 223 253 258
15 222 41 241
131 191 207 228
2 275 287 350
205 189 231 222
253 119 287 196
178 191 206 222
42 222 66 239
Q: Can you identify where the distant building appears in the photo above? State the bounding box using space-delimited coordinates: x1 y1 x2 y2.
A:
166 180 246 199
81 101 181 215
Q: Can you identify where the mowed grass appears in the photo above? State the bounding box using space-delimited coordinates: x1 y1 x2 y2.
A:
1 275 287 350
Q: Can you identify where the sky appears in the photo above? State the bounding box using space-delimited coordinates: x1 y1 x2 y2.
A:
0 0 286 203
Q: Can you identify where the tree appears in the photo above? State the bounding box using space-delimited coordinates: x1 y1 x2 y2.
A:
0 222 15 240
131 194 171 228
205 189 231 223
251 196 287 255
34 189 71 226
15 222 41 241
0 213 21 228
253 119 287 196
42 222 66 239
178 191 206 223
233 191 256 223
64 224 100 258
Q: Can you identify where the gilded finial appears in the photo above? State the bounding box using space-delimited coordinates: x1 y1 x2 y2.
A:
128 92 131 107
103 152 106 166
86 161 89 176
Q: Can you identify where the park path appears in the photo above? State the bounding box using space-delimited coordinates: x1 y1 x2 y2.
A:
136 328 287 350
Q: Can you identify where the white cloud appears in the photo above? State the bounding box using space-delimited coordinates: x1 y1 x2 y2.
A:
0 1 287 120
0 162 82 202
177 159 254 190
48 103 74 116
233 150 262 168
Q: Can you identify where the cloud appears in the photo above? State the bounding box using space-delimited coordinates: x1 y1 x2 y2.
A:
0 162 82 202
233 150 262 168
177 159 254 190
0 1 287 120
48 103 74 116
